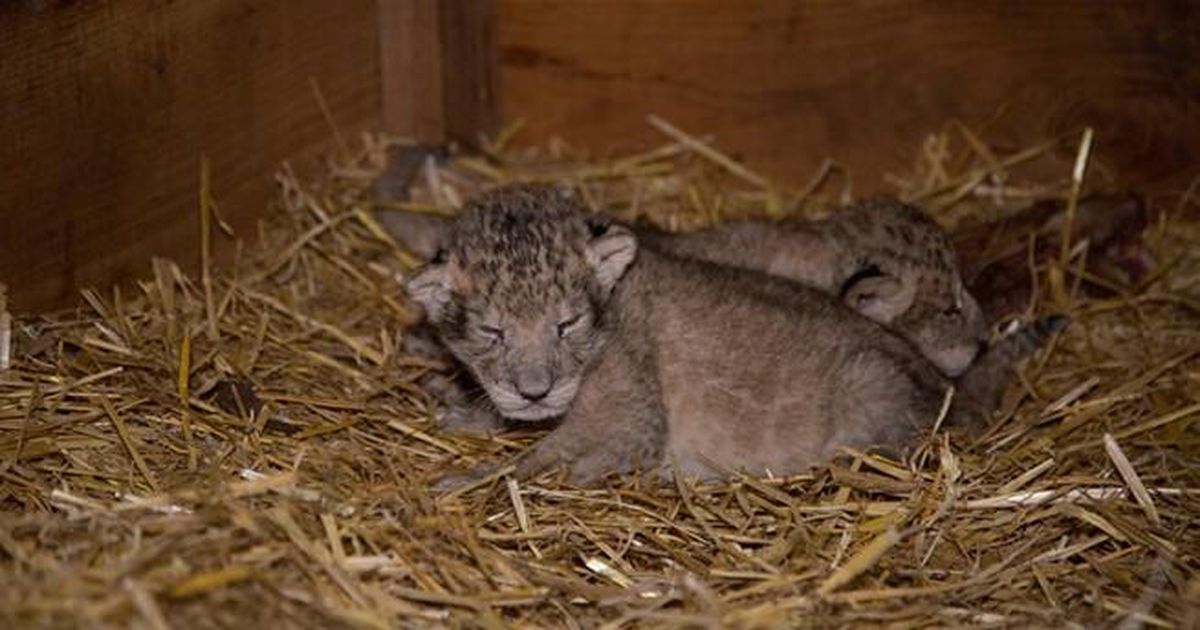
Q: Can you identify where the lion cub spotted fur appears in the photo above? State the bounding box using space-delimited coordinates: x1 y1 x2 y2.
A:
406 184 1063 483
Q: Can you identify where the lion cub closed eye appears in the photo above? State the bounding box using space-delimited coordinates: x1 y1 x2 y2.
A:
405 184 1064 485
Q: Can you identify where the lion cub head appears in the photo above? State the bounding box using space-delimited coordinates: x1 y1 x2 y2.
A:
406 184 637 421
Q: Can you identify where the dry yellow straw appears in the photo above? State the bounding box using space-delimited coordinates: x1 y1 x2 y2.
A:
2 124 1197 627
199 157 219 342
1059 127 1095 266
647 114 770 189
1103 433 1161 527
100 395 158 491
817 527 903 596
177 331 197 471
0 283 10 371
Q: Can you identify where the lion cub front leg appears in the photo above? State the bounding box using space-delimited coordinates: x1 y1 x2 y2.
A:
435 342 665 489
431 394 638 491
513 342 667 484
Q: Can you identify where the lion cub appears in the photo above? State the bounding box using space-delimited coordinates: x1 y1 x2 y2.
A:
641 197 987 376
407 184 1062 483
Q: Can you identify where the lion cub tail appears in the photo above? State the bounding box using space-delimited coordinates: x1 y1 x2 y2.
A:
949 314 1069 432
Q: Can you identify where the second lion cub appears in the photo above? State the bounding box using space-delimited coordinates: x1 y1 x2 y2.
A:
641 196 987 376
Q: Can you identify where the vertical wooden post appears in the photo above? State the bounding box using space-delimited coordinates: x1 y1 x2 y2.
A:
378 0 498 147
378 0 444 142
439 0 499 147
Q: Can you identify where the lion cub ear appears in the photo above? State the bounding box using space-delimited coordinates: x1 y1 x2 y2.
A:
377 210 453 261
842 275 913 323
583 219 638 295
406 250 461 321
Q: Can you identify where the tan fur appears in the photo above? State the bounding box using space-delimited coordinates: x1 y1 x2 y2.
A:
407 185 1057 485
640 197 988 377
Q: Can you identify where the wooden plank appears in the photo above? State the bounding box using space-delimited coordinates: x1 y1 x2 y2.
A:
439 0 500 147
498 0 1200 194
0 0 382 312
379 0 499 147
379 0 444 142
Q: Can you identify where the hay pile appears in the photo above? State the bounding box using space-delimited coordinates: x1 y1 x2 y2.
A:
2 120 1198 628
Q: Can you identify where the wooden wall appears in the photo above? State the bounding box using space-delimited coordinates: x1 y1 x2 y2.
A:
380 0 499 145
5 1 1197 311
0 0 383 312
498 1 1200 194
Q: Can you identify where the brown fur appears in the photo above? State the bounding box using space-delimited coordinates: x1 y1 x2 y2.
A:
406 185 1063 485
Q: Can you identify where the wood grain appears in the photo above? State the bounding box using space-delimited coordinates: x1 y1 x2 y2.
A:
498 1 1200 193
0 0 382 312
379 0 499 147
439 0 500 147
380 0 444 142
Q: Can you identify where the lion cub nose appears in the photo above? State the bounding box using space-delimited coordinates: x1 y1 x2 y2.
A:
516 370 553 402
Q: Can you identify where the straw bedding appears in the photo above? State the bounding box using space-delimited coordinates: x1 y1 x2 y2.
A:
1 120 1198 628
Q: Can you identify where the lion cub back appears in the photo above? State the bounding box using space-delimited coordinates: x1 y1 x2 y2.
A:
642 196 987 376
